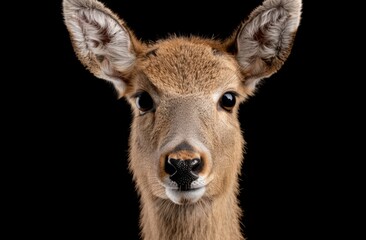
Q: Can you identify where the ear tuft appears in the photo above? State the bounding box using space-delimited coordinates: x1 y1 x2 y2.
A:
62 0 137 96
234 0 302 93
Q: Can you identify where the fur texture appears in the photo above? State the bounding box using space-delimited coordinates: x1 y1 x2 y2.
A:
62 0 302 239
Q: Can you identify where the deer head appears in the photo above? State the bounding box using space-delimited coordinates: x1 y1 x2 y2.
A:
62 0 301 207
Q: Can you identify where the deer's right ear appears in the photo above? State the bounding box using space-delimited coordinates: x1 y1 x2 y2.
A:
63 0 140 96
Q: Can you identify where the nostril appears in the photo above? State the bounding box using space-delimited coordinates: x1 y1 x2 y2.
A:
165 157 177 175
190 158 203 175
165 157 203 176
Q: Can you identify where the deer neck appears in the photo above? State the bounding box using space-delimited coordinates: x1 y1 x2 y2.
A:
139 185 244 240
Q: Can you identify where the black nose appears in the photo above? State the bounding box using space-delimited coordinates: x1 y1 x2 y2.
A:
165 157 203 191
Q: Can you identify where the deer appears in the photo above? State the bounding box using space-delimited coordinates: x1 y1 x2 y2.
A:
62 0 302 239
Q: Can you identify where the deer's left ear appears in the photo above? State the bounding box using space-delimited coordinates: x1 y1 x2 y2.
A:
231 0 302 94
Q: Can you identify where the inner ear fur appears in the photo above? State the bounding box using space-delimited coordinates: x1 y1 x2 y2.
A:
225 0 302 94
62 0 144 96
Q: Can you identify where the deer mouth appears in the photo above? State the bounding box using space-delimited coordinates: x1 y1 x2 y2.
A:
161 176 208 204
165 186 206 205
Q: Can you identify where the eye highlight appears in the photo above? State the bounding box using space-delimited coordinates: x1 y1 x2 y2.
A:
135 91 154 114
219 92 237 112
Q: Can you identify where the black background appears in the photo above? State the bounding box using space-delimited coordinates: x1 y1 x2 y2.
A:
8 0 352 239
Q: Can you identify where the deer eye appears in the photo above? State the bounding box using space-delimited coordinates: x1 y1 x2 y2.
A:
135 91 154 113
219 92 236 112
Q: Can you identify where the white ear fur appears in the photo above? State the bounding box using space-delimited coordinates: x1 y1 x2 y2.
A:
236 0 302 93
62 0 136 95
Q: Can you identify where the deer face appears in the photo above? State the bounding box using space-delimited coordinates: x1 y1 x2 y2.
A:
126 39 246 204
62 0 301 205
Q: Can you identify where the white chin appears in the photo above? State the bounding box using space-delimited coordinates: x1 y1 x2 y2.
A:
165 187 206 205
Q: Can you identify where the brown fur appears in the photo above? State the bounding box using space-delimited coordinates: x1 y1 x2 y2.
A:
62 0 302 239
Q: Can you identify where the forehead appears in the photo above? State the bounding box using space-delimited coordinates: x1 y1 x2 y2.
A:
137 38 242 95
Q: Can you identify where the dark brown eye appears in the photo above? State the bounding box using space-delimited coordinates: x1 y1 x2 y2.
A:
136 91 154 113
220 92 236 112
